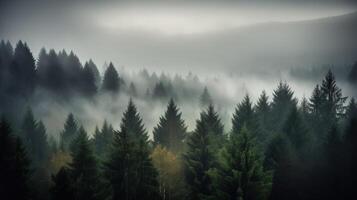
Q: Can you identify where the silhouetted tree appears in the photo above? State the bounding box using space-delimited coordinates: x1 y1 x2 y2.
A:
348 61 357 84
60 113 78 151
102 62 120 93
200 86 213 108
81 62 97 96
69 127 101 200
153 81 168 100
51 167 75 200
270 81 297 132
202 104 225 151
153 98 187 153
9 41 36 97
184 111 215 200
0 118 31 199
255 91 272 145
232 95 257 137
128 82 138 97
104 100 160 200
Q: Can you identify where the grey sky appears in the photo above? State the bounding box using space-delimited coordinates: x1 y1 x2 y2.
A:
1 0 357 74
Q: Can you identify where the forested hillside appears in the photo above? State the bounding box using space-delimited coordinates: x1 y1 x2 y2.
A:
0 40 357 200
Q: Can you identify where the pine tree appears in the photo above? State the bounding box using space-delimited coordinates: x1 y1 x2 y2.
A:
0 40 13 93
128 82 138 98
320 70 347 121
104 100 160 200
211 126 271 200
270 81 297 132
102 62 120 93
9 41 36 97
153 81 168 99
69 127 100 200
51 167 75 200
184 111 215 200
60 113 78 152
93 121 114 158
231 95 257 137
81 62 97 96
87 59 101 87
153 98 187 153
345 98 357 120
0 118 31 199
200 86 213 108
35 120 49 165
348 61 357 84
255 91 271 145
202 104 225 151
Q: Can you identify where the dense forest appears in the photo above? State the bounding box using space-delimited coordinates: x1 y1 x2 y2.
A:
1 40 357 200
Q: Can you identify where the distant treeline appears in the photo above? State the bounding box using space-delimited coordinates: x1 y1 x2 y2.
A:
1 40 357 200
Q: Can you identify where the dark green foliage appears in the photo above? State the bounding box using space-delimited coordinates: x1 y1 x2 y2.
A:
21 108 49 166
81 62 97 96
86 59 101 87
93 121 114 158
200 86 213 108
51 167 75 200
255 91 272 145
0 40 13 94
104 100 160 200
211 126 271 200
320 70 347 120
69 127 101 200
270 81 297 132
102 62 120 93
9 41 36 97
232 95 257 136
184 111 215 200
202 104 225 151
153 98 187 153
60 113 78 152
0 118 31 200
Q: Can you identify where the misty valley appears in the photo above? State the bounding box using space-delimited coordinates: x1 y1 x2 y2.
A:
0 39 357 200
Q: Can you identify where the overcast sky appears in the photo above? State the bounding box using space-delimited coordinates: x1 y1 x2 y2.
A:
1 0 357 74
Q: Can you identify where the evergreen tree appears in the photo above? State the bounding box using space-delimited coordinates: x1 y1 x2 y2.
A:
21 108 49 165
87 59 101 87
153 98 187 153
9 41 36 97
255 91 271 145
153 81 168 99
231 95 257 137
345 98 357 120
60 113 78 152
81 62 97 96
104 100 160 200
128 82 138 98
0 40 13 93
211 126 271 200
320 70 347 121
102 62 120 93
69 127 101 200
200 87 213 108
202 104 225 151
0 118 31 199
51 167 75 200
93 121 114 158
270 81 297 132
184 111 215 200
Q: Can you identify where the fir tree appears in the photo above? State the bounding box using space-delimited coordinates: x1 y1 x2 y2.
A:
60 113 78 152
270 81 297 132
200 86 213 108
184 111 215 200
232 95 257 136
255 91 271 145
9 41 36 97
153 98 187 153
102 62 120 93
153 81 168 99
69 127 101 200
93 121 114 158
202 104 225 151
87 59 101 88
128 82 138 98
104 100 160 200
0 118 31 200
51 167 75 200
211 126 271 200
81 62 97 96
